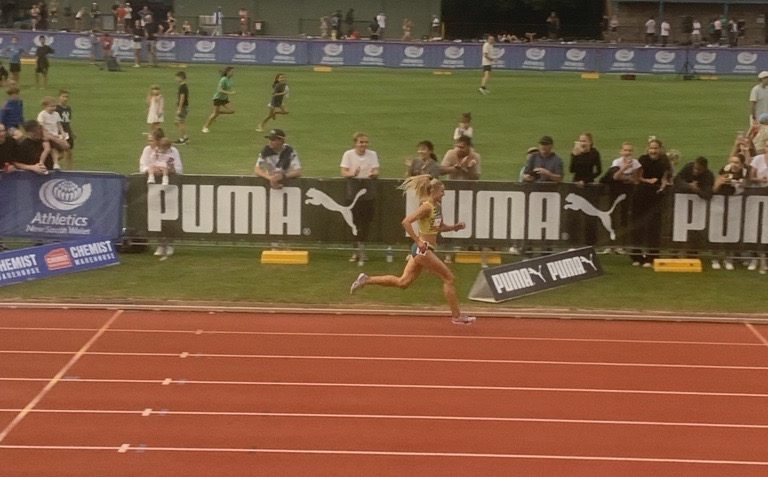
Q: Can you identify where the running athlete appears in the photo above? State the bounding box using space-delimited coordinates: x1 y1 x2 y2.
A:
349 175 476 325
256 73 289 132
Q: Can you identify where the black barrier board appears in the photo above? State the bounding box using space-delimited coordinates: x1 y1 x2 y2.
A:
469 247 603 303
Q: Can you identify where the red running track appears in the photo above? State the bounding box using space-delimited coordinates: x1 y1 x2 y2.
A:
0 308 767 476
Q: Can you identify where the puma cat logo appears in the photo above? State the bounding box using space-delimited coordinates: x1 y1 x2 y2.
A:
564 193 626 240
305 187 367 236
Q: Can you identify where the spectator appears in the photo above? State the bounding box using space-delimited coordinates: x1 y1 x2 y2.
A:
116 3 126 33
340 132 380 264
123 2 133 32
13 120 50 173
570 132 602 185
750 136 768 187
607 142 642 184
0 62 7 86
522 135 563 182
344 8 354 37
453 112 473 141
750 113 768 151
254 128 302 189
478 34 494 95
144 13 162 67
131 19 145 68
34 35 53 89
173 71 189 145
74 7 86 31
441 135 481 180
319 16 329 39
6 36 24 84
330 10 342 39
609 15 620 43
660 19 670 46
55 89 74 169
406 140 442 178
182 20 193 35
213 6 224 36
629 138 672 267
644 16 656 46
750 71 768 125
146 84 164 135
546 11 560 40
430 15 441 39
711 153 750 270
368 17 380 40
712 17 723 45
692 18 702 45
727 19 738 47
376 11 386 39
674 156 714 199
402 18 414 41
36 96 69 170
566 132 602 246
140 135 182 259
99 32 114 68
238 8 248 36
1 86 24 133
0 123 17 173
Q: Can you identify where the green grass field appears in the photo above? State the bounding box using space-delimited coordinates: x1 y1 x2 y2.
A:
1 60 764 314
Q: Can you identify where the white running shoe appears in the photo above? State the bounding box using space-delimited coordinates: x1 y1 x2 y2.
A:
349 272 368 294
747 259 758 271
161 175 169 185
711 260 721 270
451 315 476 325
201 127 210 133
724 259 735 271
165 245 174 256
147 174 156 184
153 245 166 257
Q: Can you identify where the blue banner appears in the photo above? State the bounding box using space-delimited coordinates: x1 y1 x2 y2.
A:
0 171 125 240
0 237 119 287
1 30 767 75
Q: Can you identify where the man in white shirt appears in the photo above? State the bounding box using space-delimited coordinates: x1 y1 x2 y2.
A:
375 12 386 39
749 71 768 124
660 20 670 46
479 34 495 95
644 16 656 46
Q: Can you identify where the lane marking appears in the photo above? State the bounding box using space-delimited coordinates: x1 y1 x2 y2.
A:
117 443 130 453
161 378 172 386
0 326 764 348
0 408 766 429
2 377 767 398
2 350 768 372
0 444 766 466
746 324 768 347
0 310 122 444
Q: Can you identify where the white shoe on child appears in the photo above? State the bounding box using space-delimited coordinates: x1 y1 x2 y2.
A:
711 260 721 270
147 174 156 184
724 259 735 271
154 245 166 256
161 175 169 185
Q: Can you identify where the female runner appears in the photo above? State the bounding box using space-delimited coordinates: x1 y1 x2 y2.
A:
350 175 476 325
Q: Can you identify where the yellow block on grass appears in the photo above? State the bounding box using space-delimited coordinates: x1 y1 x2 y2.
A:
581 72 600 80
432 70 453 76
313 66 333 73
21 58 36 65
261 250 309 265
652 258 702 273
455 251 502 265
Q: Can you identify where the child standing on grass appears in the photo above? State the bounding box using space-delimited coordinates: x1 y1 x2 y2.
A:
34 35 54 89
173 71 189 145
146 84 164 134
6 36 24 85
256 73 289 132
56 89 74 169
0 86 24 133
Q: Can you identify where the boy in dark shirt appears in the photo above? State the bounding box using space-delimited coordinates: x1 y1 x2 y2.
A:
173 71 189 144
56 89 74 168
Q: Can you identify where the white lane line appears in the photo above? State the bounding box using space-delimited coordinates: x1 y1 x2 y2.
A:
0 310 122 444
2 377 767 398
2 350 767 372
746 324 768 347
0 408 766 429
117 443 130 453
0 444 766 466
0 326 763 348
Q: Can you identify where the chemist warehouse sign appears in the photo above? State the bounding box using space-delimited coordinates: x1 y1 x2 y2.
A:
0 237 119 287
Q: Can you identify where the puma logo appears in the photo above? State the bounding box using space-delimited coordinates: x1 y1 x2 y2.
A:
579 253 598 271
526 265 546 283
305 187 367 236
564 193 626 240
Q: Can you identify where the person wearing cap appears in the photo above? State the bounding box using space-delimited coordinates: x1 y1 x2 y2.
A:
751 112 768 151
749 71 768 125
440 135 481 180
522 136 563 182
254 128 302 189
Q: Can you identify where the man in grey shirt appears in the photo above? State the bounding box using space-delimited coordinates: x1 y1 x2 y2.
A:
522 135 563 182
